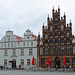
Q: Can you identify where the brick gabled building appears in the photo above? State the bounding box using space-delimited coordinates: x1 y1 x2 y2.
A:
38 6 75 68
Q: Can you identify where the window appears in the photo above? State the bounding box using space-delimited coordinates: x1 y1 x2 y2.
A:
66 58 70 67
23 42 25 46
55 20 58 23
29 48 33 55
45 35 48 39
45 48 48 55
67 46 70 55
61 39 64 43
5 43 6 47
27 59 30 66
35 59 37 66
27 42 29 46
61 32 64 36
4 59 7 66
31 42 33 46
27 37 29 39
66 39 70 43
40 48 43 55
8 43 9 47
55 47 59 55
41 58 45 68
55 33 58 36
67 32 69 37
61 47 65 55
50 26 53 32
13 49 16 56
1 43 3 48
45 40 48 44
4 50 7 56
72 58 75 67
11 43 13 47
55 26 58 30
8 38 10 42
55 39 58 43
21 49 24 55
50 47 53 55
50 40 53 44
61 25 64 30
50 34 53 37
73 46 75 54
21 59 24 66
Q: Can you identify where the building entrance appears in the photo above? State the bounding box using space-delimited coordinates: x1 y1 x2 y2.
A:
55 57 60 68
12 60 16 68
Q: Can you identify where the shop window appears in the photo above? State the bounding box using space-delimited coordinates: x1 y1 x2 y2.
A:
21 59 24 66
27 59 30 66
66 58 70 68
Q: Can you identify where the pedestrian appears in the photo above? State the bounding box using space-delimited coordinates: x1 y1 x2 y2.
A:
19 65 21 69
1 66 3 70
63 65 65 71
4 66 6 70
69 65 71 69
56 65 58 71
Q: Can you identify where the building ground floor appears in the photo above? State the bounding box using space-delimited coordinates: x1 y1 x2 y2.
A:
39 56 75 68
0 58 37 69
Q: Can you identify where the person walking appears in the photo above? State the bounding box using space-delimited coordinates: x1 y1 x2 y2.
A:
1 66 3 70
69 65 71 69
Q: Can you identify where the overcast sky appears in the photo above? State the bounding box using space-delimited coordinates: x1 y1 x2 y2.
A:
0 0 75 39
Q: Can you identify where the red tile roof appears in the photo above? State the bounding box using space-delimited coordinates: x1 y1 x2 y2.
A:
32 35 37 38
14 35 23 44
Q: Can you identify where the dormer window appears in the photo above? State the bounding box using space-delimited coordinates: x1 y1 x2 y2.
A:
8 38 10 42
50 26 53 32
27 37 29 39
61 25 64 30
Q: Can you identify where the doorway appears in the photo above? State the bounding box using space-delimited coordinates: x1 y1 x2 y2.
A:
12 60 16 68
55 57 60 68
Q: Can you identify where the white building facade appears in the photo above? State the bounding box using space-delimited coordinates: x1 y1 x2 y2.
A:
0 29 38 69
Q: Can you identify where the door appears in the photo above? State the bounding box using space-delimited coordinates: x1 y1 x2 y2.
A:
12 61 16 68
55 57 60 68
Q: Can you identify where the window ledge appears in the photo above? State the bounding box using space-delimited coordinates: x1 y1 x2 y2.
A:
4 55 8 56
29 54 33 56
20 55 24 56
11 55 17 57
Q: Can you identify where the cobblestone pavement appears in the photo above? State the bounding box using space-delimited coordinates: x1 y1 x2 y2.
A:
0 70 75 75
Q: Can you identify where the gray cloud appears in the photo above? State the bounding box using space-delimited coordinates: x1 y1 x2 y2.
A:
0 0 75 39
